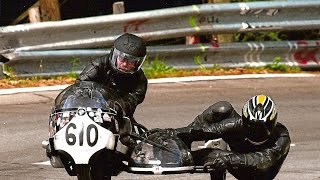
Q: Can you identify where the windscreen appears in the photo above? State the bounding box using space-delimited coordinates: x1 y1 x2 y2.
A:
53 81 111 110
61 91 107 109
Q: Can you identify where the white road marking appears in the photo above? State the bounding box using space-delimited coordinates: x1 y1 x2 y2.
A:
33 161 51 165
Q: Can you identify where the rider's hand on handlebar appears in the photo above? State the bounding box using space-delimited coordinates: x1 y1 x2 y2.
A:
144 128 177 137
204 156 230 171
120 135 137 147
108 100 124 117
142 128 162 136
175 126 203 134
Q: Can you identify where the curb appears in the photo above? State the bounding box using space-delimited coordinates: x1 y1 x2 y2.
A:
0 73 319 95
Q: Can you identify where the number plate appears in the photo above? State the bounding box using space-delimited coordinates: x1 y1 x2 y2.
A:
54 112 115 164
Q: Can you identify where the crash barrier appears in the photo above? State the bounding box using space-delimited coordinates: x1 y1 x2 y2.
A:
0 1 320 77
2 40 319 78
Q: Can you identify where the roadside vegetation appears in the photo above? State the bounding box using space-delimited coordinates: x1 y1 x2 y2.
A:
0 56 304 89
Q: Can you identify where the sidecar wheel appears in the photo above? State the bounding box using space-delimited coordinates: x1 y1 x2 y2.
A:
76 165 92 180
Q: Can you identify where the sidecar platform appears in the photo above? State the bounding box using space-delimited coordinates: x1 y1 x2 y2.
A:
128 165 194 175
127 165 214 175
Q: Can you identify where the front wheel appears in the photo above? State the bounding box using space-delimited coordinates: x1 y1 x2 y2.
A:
76 165 91 180
210 171 226 180
76 165 112 180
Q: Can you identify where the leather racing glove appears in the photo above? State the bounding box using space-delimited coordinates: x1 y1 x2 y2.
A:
204 155 230 171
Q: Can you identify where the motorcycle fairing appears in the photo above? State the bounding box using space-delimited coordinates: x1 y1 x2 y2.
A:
49 107 118 138
54 108 116 164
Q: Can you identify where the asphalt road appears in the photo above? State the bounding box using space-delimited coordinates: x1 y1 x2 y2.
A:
0 76 320 180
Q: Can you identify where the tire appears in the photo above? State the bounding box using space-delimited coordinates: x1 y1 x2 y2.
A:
76 164 112 180
91 165 112 180
76 165 91 180
210 171 226 180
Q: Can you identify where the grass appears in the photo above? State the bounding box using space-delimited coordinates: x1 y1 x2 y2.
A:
0 76 75 89
0 56 307 89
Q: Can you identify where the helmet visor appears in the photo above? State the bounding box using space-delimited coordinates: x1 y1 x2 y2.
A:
111 47 146 73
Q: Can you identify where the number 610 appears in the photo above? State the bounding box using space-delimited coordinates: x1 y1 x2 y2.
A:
65 123 98 147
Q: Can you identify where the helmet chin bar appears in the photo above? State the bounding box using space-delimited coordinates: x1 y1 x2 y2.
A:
245 122 271 146
245 138 268 145
117 66 135 74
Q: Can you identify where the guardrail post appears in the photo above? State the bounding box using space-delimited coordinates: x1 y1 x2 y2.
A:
113 1 125 14
209 0 234 43
0 63 4 79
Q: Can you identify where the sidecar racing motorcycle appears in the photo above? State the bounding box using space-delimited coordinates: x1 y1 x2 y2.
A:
42 81 228 180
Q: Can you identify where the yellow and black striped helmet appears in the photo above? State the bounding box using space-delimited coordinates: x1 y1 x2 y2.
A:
242 95 278 145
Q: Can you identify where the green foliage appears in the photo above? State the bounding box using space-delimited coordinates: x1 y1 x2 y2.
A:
279 30 320 41
235 31 282 42
193 55 206 70
2 64 15 77
143 56 174 78
66 71 79 79
265 56 300 72
68 57 81 78
265 57 286 71
211 64 223 70
236 30 320 42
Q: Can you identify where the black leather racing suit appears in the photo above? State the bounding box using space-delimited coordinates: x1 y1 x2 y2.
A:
77 55 148 117
177 101 291 180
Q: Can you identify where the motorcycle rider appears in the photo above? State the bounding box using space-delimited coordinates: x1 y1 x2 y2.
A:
176 94 291 180
77 33 148 126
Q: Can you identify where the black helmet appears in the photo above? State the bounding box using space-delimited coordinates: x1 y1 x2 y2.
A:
242 95 278 145
110 33 147 74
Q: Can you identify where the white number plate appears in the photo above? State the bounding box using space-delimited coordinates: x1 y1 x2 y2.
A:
54 113 115 164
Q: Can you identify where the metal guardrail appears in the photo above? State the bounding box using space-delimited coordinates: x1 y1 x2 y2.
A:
0 1 320 77
3 40 319 78
1 1 319 53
